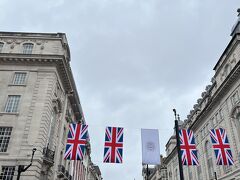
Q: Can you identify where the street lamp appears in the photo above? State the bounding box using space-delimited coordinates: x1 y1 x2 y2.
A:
17 148 37 180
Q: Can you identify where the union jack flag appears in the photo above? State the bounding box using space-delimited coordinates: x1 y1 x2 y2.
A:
179 129 199 165
64 124 88 160
103 127 124 163
210 128 234 165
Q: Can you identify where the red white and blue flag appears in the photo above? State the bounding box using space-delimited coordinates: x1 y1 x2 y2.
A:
103 126 124 163
179 129 199 165
210 128 234 165
64 124 88 160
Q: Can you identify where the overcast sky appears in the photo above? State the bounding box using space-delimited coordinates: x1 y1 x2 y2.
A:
1 0 240 179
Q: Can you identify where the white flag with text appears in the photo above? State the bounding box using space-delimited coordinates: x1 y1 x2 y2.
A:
141 129 160 165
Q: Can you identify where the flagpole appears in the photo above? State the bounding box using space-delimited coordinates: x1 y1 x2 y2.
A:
173 109 184 180
146 164 149 180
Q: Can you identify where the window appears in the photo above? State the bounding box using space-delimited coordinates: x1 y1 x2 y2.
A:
47 110 57 148
197 166 202 180
206 141 214 179
174 169 178 180
0 127 12 152
12 72 27 85
0 42 4 53
22 43 33 54
188 168 193 179
4 95 21 113
0 166 15 180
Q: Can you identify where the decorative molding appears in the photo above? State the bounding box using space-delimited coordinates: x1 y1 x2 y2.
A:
230 103 240 118
53 98 63 113
0 38 48 48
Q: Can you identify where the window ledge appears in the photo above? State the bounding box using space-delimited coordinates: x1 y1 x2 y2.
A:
0 152 9 155
8 84 26 87
0 112 19 116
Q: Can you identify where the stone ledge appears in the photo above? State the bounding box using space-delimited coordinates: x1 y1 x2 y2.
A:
8 84 27 87
0 112 19 116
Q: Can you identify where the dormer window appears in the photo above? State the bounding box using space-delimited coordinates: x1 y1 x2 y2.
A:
0 42 4 53
23 43 33 54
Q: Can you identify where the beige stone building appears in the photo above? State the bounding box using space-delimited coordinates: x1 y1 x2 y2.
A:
142 156 168 180
0 32 99 180
164 10 240 180
88 163 102 180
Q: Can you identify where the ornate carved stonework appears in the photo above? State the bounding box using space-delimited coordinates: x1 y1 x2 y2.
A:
52 98 63 113
0 38 48 48
231 104 240 119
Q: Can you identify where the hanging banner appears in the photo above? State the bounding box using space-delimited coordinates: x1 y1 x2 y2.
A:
179 129 199 165
103 126 124 163
210 128 234 165
64 124 88 160
141 129 160 165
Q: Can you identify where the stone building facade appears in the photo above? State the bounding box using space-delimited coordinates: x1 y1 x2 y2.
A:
142 156 168 180
0 32 99 180
88 164 102 180
164 10 240 180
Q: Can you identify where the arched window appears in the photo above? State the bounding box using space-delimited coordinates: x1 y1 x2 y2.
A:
206 141 214 179
0 42 4 53
22 43 34 54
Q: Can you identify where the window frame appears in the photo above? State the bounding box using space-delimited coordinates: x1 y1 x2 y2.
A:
205 141 214 179
197 165 202 180
4 95 21 113
0 127 12 152
11 72 28 85
0 166 15 180
22 43 34 54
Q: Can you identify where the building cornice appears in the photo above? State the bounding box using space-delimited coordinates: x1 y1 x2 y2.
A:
0 31 66 40
0 53 83 120
191 60 240 130
164 147 177 164
0 53 72 88
214 33 240 71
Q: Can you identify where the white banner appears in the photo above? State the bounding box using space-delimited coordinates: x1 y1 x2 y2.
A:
141 129 160 165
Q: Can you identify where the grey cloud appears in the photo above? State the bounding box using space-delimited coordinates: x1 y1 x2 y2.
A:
1 0 240 179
